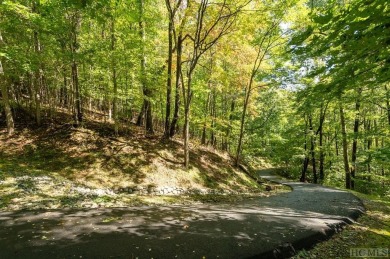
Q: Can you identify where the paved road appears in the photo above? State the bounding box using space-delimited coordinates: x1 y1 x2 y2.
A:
0 169 364 258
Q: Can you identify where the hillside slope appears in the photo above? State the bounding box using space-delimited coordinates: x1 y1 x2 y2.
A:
0 117 284 210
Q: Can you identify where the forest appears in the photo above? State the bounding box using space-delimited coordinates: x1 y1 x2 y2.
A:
0 0 389 198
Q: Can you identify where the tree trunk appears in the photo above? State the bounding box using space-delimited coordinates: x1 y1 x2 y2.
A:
339 102 351 189
71 12 82 126
169 34 182 137
0 76 14 136
210 88 217 147
111 17 118 135
300 116 309 182
365 119 372 175
385 85 390 125
319 123 324 181
33 31 42 126
184 104 190 168
350 90 361 190
183 76 193 169
138 0 153 135
334 110 339 156
224 99 235 152
0 32 14 136
145 94 154 135
164 16 173 139
136 102 145 126
309 115 318 183
318 104 326 182
32 2 43 126
61 66 68 107
201 92 211 145
235 85 250 166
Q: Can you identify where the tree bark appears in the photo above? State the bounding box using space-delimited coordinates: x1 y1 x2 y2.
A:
201 92 211 145
71 12 82 126
164 10 173 139
385 85 390 125
223 99 235 152
319 122 324 181
33 30 42 126
350 89 361 190
309 114 318 183
138 0 153 135
169 34 182 137
32 1 43 126
183 76 193 168
0 32 14 136
0 76 14 136
339 102 351 189
334 110 339 156
210 88 217 147
136 102 145 126
317 104 327 182
236 86 250 166
61 66 68 107
111 16 118 135
365 119 372 175
300 117 309 182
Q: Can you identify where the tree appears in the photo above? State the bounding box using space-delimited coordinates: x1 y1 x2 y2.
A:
235 1 288 166
0 31 14 136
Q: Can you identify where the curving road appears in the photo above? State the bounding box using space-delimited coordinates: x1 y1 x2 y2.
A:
0 169 364 258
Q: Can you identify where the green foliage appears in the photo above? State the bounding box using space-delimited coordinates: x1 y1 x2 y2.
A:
1 0 389 197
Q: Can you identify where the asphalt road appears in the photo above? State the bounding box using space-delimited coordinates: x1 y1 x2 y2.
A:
0 169 364 259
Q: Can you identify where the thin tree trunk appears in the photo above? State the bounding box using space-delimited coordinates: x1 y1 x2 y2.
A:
201 92 211 145
319 120 325 181
309 115 318 183
33 33 42 126
317 104 327 182
334 110 339 156
111 17 118 135
0 77 14 136
300 117 309 182
184 105 190 168
365 119 372 176
210 88 217 147
164 15 173 139
350 90 361 190
224 99 235 152
183 76 193 169
61 66 68 107
32 2 43 126
169 34 182 137
235 85 251 166
71 12 82 126
385 85 390 125
339 102 351 189
234 24 274 166
0 32 14 135
138 0 153 135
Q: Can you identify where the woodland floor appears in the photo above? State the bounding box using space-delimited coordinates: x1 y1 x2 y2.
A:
0 110 287 211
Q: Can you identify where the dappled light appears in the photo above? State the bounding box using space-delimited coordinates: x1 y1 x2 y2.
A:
1 0 389 257
0 170 364 258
